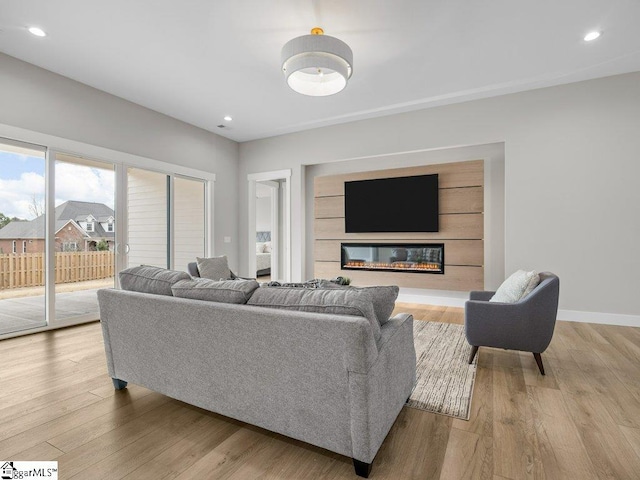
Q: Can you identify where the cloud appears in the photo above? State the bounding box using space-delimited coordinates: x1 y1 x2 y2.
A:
0 164 114 220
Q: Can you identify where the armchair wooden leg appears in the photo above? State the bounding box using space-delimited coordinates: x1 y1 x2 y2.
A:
468 346 479 364
533 353 545 375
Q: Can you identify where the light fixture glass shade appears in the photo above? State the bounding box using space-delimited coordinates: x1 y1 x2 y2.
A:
281 32 353 96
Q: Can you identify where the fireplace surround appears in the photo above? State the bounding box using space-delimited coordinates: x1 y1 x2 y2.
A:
341 243 444 274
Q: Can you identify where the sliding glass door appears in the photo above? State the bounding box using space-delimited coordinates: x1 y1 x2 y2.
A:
125 170 206 272
0 135 212 337
54 153 116 323
126 168 169 269
0 139 47 335
174 176 206 272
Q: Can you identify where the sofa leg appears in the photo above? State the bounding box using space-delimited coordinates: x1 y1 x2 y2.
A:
112 378 128 390
533 353 545 375
468 345 479 364
353 459 372 478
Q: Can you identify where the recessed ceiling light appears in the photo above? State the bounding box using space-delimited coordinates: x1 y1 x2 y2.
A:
28 26 47 37
584 31 601 42
223 115 232 122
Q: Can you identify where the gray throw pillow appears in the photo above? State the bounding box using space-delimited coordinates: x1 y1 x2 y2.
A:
247 287 381 341
172 278 259 304
119 266 190 296
318 280 399 326
196 256 231 280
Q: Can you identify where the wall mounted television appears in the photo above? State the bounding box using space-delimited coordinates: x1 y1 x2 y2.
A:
344 174 439 233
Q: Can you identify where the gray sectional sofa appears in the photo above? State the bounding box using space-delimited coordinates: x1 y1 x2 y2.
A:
97 266 416 478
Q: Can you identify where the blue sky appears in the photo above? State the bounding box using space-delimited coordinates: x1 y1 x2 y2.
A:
0 150 114 220
0 151 45 179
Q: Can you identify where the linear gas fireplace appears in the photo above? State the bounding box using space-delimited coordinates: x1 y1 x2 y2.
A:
341 243 444 274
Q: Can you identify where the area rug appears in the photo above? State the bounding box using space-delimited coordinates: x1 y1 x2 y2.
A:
407 321 477 420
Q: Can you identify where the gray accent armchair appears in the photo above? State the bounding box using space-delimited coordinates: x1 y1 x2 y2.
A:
465 272 560 375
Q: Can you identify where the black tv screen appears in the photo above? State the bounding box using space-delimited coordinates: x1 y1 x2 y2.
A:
344 174 439 233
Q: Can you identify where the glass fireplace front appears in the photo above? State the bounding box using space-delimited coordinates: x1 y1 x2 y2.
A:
341 243 444 274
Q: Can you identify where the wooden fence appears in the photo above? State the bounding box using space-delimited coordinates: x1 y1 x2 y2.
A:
0 252 114 290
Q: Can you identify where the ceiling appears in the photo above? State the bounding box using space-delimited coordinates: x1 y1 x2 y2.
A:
1 1 639 143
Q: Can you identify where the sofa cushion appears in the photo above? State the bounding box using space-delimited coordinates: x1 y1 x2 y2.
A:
172 278 259 304
247 287 381 341
490 270 540 303
196 256 232 280
119 266 190 296
318 281 399 326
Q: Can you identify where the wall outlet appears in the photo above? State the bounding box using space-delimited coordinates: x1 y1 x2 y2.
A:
224 236 231 243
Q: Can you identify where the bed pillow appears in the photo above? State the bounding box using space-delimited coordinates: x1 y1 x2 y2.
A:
172 278 259 304
490 270 540 303
247 287 381 341
119 266 190 296
196 256 232 281
256 242 266 254
318 281 399 326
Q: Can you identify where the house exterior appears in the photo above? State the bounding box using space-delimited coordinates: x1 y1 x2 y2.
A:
0 200 114 254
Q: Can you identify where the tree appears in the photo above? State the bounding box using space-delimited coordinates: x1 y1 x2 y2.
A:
28 194 45 219
96 240 109 251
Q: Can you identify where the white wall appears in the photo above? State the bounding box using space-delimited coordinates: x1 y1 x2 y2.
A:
239 72 640 322
0 52 239 268
255 195 272 233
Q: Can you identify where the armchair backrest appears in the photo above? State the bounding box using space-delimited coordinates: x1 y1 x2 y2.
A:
516 272 560 350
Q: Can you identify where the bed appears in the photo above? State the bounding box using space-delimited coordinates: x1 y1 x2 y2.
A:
256 231 271 277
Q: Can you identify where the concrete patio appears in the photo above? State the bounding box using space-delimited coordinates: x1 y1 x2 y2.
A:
0 279 112 335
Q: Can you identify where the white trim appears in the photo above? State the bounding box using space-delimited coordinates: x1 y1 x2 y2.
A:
54 219 85 235
248 169 291 182
247 179 257 278
168 175 175 269
557 309 640 328
45 149 55 327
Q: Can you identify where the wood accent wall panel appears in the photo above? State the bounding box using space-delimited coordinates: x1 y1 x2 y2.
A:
314 215 483 240
314 160 484 197
313 159 484 291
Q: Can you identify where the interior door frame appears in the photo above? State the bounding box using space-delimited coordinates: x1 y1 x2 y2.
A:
248 170 291 282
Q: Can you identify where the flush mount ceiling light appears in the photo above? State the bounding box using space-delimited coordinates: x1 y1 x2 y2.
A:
223 115 233 122
28 26 46 37
281 27 353 97
584 31 601 42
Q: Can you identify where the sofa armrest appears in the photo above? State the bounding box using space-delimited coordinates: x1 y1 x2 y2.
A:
469 290 495 301
349 313 416 463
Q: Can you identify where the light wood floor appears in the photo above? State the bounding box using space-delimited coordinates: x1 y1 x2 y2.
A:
1 304 639 479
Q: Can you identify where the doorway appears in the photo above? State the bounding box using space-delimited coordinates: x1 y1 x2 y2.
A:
248 170 291 282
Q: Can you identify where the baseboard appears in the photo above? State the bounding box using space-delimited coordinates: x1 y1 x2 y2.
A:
396 292 640 327
557 309 640 328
